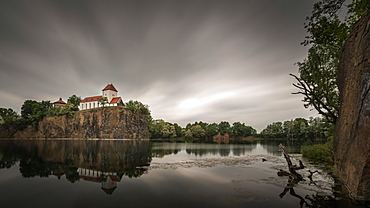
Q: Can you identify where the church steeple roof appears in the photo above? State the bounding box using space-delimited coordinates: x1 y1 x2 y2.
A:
102 84 118 92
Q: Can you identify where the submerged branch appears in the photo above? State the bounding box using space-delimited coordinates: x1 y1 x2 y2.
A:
279 143 304 181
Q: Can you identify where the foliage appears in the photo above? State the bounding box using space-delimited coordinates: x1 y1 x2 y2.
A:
149 119 177 139
230 122 257 137
190 125 206 138
98 97 108 107
125 100 150 115
47 103 77 117
291 0 369 124
20 100 53 129
261 117 334 141
67 95 81 111
218 121 231 134
2 96 81 133
301 140 334 163
149 119 257 141
0 108 19 129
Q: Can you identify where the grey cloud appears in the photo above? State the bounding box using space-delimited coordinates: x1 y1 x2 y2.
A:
0 0 318 131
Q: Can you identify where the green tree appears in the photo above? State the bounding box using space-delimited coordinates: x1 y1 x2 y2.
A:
218 121 231 134
261 122 282 139
98 97 108 107
161 123 177 138
149 119 163 139
47 103 77 117
67 95 81 111
148 119 176 139
21 100 38 119
230 122 256 137
206 123 219 138
182 129 193 139
190 125 206 138
125 100 150 115
20 100 53 129
291 0 369 124
173 123 183 137
0 108 20 136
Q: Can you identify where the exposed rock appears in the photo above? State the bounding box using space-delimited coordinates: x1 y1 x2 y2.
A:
11 107 149 139
334 8 370 201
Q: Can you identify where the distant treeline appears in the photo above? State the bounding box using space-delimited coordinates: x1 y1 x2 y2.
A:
148 119 257 141
260 117 334 141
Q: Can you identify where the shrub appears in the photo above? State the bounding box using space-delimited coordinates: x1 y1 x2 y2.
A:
301 140 333 163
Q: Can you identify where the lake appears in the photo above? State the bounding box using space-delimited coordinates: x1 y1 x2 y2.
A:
0 140 367 208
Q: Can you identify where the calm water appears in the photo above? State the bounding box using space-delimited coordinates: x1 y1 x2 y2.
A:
0 140 367 208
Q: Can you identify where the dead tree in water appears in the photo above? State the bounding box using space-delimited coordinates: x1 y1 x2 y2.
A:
278 143 305 181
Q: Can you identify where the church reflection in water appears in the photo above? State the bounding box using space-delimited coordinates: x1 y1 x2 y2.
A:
77 168 122 195
51 168 124 195
0 140 153 195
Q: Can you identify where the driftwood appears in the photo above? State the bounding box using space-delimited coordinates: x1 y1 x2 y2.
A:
278 144 321 207
278 143 305 181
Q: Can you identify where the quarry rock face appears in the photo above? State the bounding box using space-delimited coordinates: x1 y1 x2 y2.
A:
12 107 149 139
334 8 370 201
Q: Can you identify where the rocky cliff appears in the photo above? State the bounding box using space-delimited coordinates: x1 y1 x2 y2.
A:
11 107 149 139
334 8 370 201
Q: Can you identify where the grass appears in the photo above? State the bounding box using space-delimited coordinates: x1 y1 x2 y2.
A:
301 140 334 164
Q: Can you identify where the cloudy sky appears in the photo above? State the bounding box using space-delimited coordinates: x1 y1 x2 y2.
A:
0 0 319 131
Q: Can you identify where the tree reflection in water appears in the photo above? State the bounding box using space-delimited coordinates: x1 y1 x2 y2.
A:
0 140 152 194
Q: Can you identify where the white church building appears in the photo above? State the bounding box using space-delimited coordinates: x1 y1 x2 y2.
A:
79 84 124 110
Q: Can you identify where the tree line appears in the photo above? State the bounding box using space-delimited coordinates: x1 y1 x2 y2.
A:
148 119 257 141
260 117 334 141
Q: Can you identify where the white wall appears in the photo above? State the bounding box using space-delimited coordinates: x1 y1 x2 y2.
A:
102 89 117 104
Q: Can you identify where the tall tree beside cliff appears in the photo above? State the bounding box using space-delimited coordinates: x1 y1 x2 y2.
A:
125 100 150 115
21 100 53 129
291 0 369 124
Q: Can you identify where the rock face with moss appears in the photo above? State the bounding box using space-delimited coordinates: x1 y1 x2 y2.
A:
334 8 370 201
11 107 149 139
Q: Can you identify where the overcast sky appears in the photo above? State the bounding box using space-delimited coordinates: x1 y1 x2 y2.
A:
0 0 319 131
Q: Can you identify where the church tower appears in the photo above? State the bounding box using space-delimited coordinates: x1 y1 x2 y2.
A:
102 84 118 103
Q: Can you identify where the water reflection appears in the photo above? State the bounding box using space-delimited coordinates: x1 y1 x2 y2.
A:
0 140 152 194
77 168 122 195
279 179 306 208
0 140 367 208
0 140 294 184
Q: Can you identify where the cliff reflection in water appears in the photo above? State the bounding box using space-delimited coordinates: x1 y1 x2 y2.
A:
0 140 152 194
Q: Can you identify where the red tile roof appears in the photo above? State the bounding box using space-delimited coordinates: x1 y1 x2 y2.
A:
102 84 118 92
109 175 121 182
80 95 102 103
110 97 121 104
54 98 66 104
79 176 103 183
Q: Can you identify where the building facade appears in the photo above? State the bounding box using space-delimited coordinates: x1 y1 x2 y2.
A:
79 84 124 110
